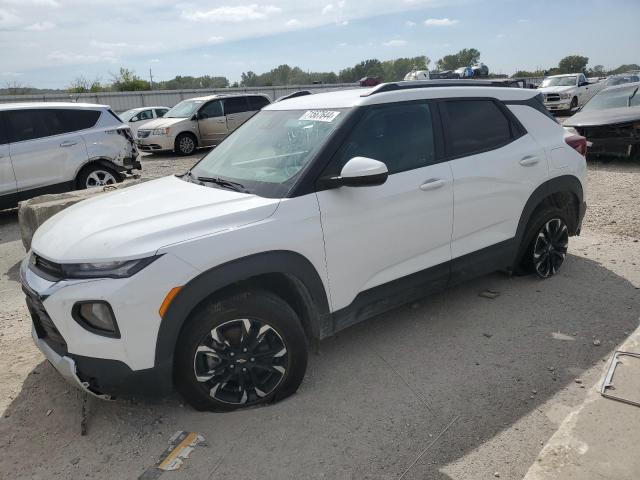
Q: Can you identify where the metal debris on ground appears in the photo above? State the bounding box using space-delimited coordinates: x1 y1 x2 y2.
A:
479 289 500 299
601 351 640 408
593 339 602 346
139 431 206 480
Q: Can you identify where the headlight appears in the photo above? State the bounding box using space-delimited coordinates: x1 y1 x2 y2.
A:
560 93 572 100
564 126 578 135
61 256 161 279
152 127 171 136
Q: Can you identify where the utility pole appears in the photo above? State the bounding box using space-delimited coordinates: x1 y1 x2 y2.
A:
149 68 154 90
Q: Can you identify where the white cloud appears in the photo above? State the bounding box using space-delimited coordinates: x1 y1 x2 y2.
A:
48 50 118 64
208 36 225 43
285 18 302 27
90 39 128 49
322 4 335 15
405 20 416 27
25 21 55 31
495 33 505 39
149 58 160 63
0 9 21 28
182 4 282 22
0 71 24 76
382 39 407 47
424 18 458 27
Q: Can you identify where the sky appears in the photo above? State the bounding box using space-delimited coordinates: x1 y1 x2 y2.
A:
0 0 638 89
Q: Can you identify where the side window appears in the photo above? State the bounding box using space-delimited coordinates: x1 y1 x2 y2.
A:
223 97 250 115
329 102 436 175
248 96 270 110
7 109 62 142
138 110 153 120
0 113 7 144
155 108 168 117
199 100 223 119
57 109 101 132
441 100 514 158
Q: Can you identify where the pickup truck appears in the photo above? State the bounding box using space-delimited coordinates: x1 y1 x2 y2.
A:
538 73 605 114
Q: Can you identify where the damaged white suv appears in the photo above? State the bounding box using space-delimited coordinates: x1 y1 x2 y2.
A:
21 81 587 411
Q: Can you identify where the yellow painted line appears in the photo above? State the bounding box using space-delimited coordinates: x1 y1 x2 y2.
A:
158 432 198 471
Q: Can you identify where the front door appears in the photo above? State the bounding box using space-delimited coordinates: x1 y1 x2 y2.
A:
197 100 227 146
0 115 16 202
316 101 453 315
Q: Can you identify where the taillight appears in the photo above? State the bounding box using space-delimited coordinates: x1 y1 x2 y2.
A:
565 134 587 156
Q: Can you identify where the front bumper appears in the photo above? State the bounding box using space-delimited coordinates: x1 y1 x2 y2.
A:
137 135 175 152
544 101 572 112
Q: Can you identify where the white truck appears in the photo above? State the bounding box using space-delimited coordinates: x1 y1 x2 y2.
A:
538 73 605 114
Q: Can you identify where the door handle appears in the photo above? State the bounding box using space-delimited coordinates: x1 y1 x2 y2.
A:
227 116 235 120
60 141 77 147
419 178 445 191
519 155 540 166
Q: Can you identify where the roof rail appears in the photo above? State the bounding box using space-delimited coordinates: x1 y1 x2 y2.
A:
361 79 523 97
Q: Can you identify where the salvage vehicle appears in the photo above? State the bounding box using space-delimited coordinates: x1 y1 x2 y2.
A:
136 93 271 155
404 69 430 81
605 74 640 87
538 73 605 113
118 106 169 136
0 103 140 210
359 77 380 87
21 80 587 411
564 81 640 160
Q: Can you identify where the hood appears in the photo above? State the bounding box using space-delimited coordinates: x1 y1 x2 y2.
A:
137 117 190 130
32 176 280 263
564 106 640 127
538 85 574 94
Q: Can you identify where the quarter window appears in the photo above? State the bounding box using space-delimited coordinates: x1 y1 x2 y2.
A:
330 102 436 175
223 97 250 115
155 108 168 117
442 100 515 158
248 96 270 111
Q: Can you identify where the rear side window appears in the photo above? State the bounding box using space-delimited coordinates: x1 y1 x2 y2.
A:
7 108 100 142
155 108 168 117
248 96 270 110
442 100 515 158
329 102 436 175
223 97 250 115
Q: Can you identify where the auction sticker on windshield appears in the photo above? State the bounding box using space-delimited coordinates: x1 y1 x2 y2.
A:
299 110 341 122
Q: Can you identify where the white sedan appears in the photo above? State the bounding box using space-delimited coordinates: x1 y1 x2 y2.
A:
118 106 170 136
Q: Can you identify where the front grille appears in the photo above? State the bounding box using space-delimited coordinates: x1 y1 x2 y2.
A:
545 94 561 102
23 288 67 356
32 254 64 281
137 130 151 139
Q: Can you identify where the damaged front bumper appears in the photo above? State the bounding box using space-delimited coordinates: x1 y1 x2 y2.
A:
577 123 640 158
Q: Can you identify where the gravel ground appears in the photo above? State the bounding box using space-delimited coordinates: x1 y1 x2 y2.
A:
0 153 638 480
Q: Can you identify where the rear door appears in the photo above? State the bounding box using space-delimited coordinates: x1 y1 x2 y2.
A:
197 100 227 146
7 108 89 192
222 96 253 132
442 98 547 269
0 113 17 202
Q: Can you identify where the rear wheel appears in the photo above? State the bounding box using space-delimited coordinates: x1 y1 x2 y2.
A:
518 207 569 278
175 133 197 156
76 165 120 189
174 291 308 411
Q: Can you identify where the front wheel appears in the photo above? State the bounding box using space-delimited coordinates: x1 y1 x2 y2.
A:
519 208 569 278
175 133 197 156
570 97 578 111
174 291 308 411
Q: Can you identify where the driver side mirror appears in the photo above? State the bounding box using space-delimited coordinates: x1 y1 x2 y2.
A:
192 113 200 121
131 116 139 122
321 156 388 189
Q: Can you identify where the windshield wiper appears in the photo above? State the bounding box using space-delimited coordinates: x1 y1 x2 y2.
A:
196 175 248 192
628 87 638 107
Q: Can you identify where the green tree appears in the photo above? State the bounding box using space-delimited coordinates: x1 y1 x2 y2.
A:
436 48 480 71
110 68 150 91
609 64 640 75
557 55 589 74
68 76 103 93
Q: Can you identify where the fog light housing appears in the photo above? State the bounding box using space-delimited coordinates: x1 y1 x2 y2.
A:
72 301 120 338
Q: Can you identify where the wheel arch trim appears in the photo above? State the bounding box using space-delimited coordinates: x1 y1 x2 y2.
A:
153 250 330 379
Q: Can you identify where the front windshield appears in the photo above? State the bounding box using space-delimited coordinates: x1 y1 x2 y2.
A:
606 76 639 86
119 109 137 122
541 76 577 87
582 85 640 111
190 109 348 197
165 99 205 118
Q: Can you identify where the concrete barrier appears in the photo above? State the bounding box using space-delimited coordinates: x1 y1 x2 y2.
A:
18 177 149 251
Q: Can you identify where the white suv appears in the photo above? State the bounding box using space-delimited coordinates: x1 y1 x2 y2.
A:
1 103 140 209
20 81 587 411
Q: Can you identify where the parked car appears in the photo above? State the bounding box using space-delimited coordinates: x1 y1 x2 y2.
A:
538 73 605 113
605 74 640 87
564 81 640 160
430 70 459 79
359 77 380 87
21 81 586 411
403 69 430 81
0 102 140 210
136 94 271 155
118 106 169 136
471 62 489 77
276 90 311 102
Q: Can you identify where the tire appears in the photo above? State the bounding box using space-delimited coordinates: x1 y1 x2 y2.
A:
174 290 308 412
570 97 578 111
518 207 570 279
76 164 120 189
175 133 197 156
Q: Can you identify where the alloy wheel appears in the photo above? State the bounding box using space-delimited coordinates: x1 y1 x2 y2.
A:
179 136 195 155
85 170 117 188
193 318 288 405
533 218 569 278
